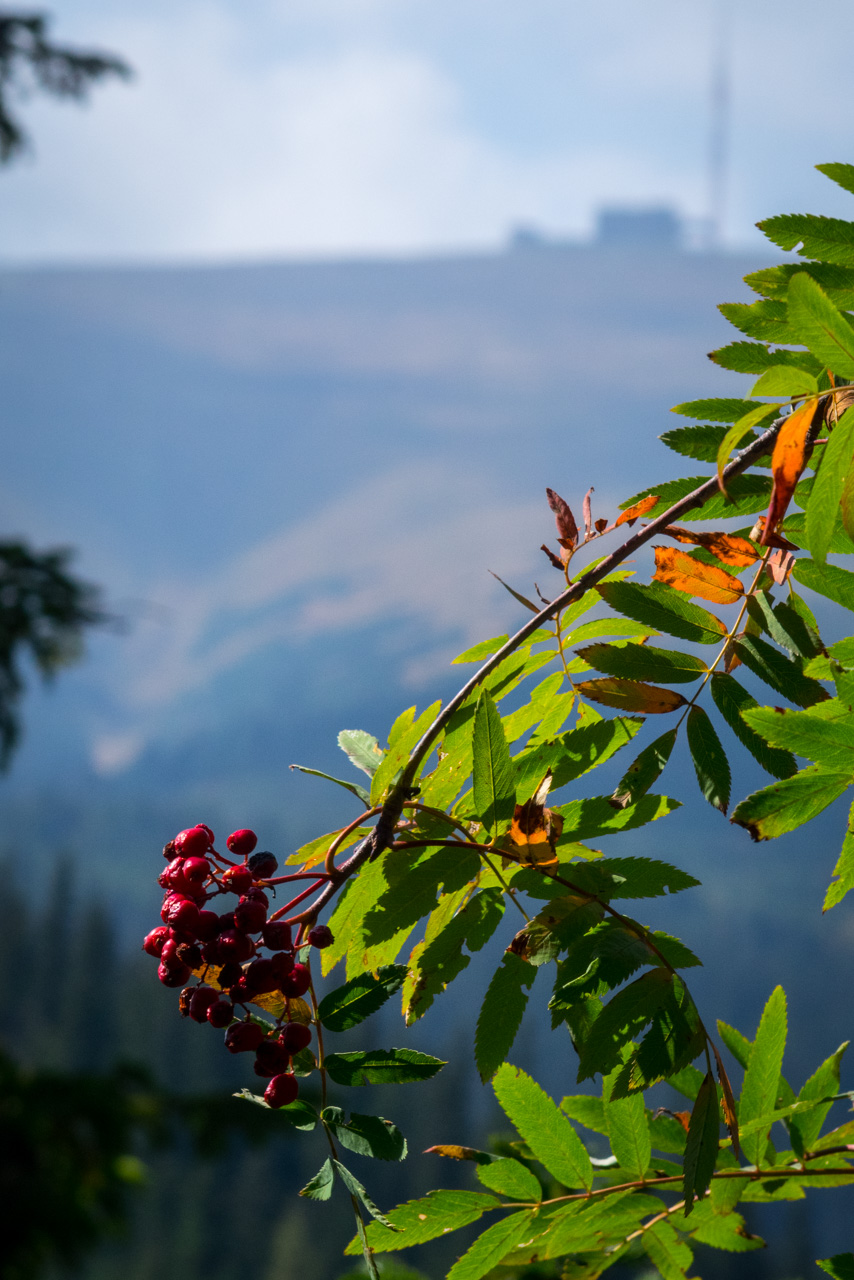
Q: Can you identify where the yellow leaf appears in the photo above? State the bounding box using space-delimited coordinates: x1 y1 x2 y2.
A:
653 546 744 605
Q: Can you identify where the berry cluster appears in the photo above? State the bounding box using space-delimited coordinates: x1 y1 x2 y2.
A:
143 823 333 1108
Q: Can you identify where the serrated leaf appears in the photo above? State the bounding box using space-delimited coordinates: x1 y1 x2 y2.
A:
758 212 854 266
339 729 385 777
508 894 603 967
824 797 854 910
790 1040 849 1152
652 548 744 607
515 716 642 804
344 1190 501 1256
765 397 820 538
793 557 854 611
603 1068 651 1178
660 423 736 462
493 1064 593 1189
750 366 819 397
289 764 370 805
788 271 854 378
619 474 772 522
476 1158 542 1201
317 964 408 1032
454 634 509 663
322 1109 408 1161
426 1145 493 1164
325 1048 446 1086
731 765 850 841
711 339 821 374
371 700 441 804
672 397 772 422
742 704 854 769
300 1158 334 1200
611 729 678 807
475 953 536 1082
541 855 699 900
720 298 793 343
717 401 784 493
287 823 370 869
818 1254 854 1279
710 673 797 778
663 525 760 567
575 678 687 715
333 1160 400 1230
472 688 516 838
686 705 731 814
688 1205 763 1251
403 888 505 1022
597 581 727 645
817 162 854 195
745 591 823 660
615 492 659 526
446 1210 537 1280
805 404 854 564
323 855 391 975
577 641 707 684
734 634 829 708
643 1221 694 1279
576 968 675 1081
556 792 681 841
682 1071 720 1215
233 1090 318 1129
747 259 854 303
739 986 787 1166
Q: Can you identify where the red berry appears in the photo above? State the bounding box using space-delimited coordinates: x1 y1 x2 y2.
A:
218 929 254 963
280 1021 312 1054
244 958 278 994
142 926 170 958
182 856 210 888
229 976 254 1004
227 829 258 856
234 897 267 933
270 951 295 983
207 999 233 1028
307 925 334 949
174 826 212 858
160 938 182 967
217 961 243 989
158 961 190 987
254 1039 290 1077
222 866 253 895
224 1021 264 1053
248 851 277 880
176 942 203 969
189 986 219 1023
245 887 269 906
281 963 311 997
196 910 221 942
166 898 201 936
201 939 222 965
198 823 215 843
263 921 293 951
264 1073 298 1108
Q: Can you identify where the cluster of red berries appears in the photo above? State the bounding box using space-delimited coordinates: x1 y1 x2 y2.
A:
143 823 333 1109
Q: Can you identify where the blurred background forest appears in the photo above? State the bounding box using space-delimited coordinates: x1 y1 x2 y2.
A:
4 2 854 1278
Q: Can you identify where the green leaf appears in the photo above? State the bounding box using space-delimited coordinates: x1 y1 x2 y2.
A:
790 1041 849 1152
514 717 642 804
793 558 854 612
787 271 854 378
710 341 820 375
739 986 787 1166
611 729 678 807
618 474 772 522
746 259 854 303
286 823 369 867
643 1221 694 1279
716 401 785 488
717 1020 753 1070
593 976 704 1097
322 855 392 975
321 1109 407 1161
682 1071 720 1216
300 1158 334 1201
660 423 739 462
671 397 772 422
825 799 854 910
324 1048 446 1086
317 965 408 1032
710 673 797 779
733 634 829 708
817 1254 854 1279
806 407 854 563
556 792 681 842
817 162 854 195
403 888 505 1022
560 1095 607 1134
472 689 516 838
603 1068 651 1178
758 212 854 266
750 366 819 397
288 764 370 805
576 641 707 684
686 705 731 814
687 1204 764 1251
476 1158 542 1201
745 592 823 660
233 1090 318 1130
493 1064 593 1189
540 856 699 901
742 704 854 769
371 701 441 804
333 1160 400 1231
344 1191 500 1256
510 895 604 967
597 581 727 646
731 766 851 841
475 953 537 1082
576 968 675 1080
446 1210 537 1280
454 634 509 663
720 298 793 343
338 729 385 777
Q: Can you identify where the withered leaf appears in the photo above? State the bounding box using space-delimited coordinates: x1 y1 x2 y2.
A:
583 486 594 538
766 549 796 586
540 543 565 571
424 1145 492 1164
594 517 609 533
616 493 659 526
711 1041 741 1158
505 772 564 866
189 961 312 1022
546 487 579 551
576 677 688 714
653 546 744 605
663 525 759 568
749 517 799 551
763 398 820 544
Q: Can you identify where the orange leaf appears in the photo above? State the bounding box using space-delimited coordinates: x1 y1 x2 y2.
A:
653 546 744 605
763 398 819 544
505 771 563 866
663 525 759 568
616 493 659 526
425 1145 491 1163
576 678 687 714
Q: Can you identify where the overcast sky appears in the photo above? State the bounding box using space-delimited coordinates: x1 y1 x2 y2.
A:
0 0 851 263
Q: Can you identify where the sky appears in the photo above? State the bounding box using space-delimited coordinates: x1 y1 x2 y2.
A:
0 0 852 263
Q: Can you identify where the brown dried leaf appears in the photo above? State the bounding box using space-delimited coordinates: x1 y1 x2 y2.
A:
763 398 819 544
505 772 564 866
616 493 659 527
594 517 609 533
546 487 579 551
663 525 759 568
712 1041 741 1158
766 549 796 586
653 546 744 605
824 384 854 426
576 678 687 714
424 1145 492 1164
583 487 594 539
540 544 564 571
749 517 799 552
